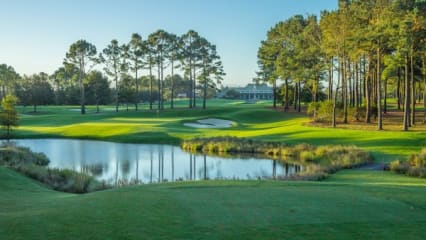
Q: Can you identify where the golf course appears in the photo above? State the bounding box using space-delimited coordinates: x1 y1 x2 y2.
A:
1 100 425 239
2 0 426 239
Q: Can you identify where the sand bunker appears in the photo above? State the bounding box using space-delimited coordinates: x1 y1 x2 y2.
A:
184 118 234 129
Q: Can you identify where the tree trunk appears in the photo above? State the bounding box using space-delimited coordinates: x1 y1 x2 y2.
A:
410 48 415 126
202 62 207 110
157 61 161 110
189 58 193 109
115 75 119 112
284 79 289 111
149 60 153 110
397 67 401 110
342 60 348 124
273 79 277 109
377 48 383 130
79 68 86 115
171 58 174 109
423 57 426 123
366 66 371 124
161 55 164 110
403 54 410 131
135 66 138 111
328 58 333 101
348 63 353 107
333 67 341 128
293 82 297 110
384 78 387 114
355 62 359 107
193 67 197 108
297 81 301 112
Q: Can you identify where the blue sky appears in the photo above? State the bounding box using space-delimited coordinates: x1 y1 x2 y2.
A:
0 0 336 86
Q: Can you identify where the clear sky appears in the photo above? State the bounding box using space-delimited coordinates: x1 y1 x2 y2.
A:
0 0 337 86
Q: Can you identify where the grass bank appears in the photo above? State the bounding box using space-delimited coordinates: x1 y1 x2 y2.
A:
1 166 425 240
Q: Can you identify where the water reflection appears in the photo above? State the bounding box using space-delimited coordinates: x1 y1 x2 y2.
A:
13 139 305 184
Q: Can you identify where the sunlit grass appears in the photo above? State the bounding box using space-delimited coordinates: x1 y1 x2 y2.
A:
12 100 426 161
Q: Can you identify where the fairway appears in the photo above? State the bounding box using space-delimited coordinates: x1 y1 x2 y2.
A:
15 100 426 161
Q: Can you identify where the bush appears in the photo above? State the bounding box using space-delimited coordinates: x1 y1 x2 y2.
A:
1 144 108 193
183 137 372 180
389 148 426 178
0 145 49 166
16 164 107 193
307 101 334 123
348 106 365 121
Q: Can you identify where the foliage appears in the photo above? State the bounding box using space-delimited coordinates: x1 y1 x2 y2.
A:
64 39 98 114
15 164 107 193
307 100 334 123
15 72 55 111
0 144 107 193
390 148 426 178
0 95 19 139
0 144 49 166
182 137 372 180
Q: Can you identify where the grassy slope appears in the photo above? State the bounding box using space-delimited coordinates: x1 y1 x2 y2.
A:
1 166 425 240
15 99 426 161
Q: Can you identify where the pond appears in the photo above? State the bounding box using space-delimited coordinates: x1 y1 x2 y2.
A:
13 139 304 184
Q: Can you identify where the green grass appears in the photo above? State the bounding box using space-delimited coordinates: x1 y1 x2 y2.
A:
1 166 425 239
14 99 426 161
3 99 426 239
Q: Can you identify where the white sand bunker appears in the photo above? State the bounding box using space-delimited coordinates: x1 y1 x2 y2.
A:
184 118 235 129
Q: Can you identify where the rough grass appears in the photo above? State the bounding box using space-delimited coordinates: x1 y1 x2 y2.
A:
0 145 107 193
182 137 372 180
390 148 426 178
1 166 425 240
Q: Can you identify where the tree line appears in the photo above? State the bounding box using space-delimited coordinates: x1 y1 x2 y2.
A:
0 29 225 114
258 0 426 131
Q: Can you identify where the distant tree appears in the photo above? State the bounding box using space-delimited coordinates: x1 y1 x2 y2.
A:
85 71 111 113
0 95 18 140
100 39 127 112
119 74 137 111
17 73 54 112
224 89 240 99
64 40 97 114
128 33 145 111
0 64 19 100
144 38 156 110
51 64 79 105
197 37 225 109
148 30 169 110
180 30 201 108
165 33 180 109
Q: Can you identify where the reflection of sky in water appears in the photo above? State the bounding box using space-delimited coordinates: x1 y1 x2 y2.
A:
13 139 302 184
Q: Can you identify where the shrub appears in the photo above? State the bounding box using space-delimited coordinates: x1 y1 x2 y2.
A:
390 148 426 178
182 137 372 180
1 144 108 193
0 145 49 166
348 106 365 121
307 101 334 123
16 164 107 193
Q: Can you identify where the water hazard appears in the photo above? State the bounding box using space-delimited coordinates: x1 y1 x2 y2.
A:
13 139 304 184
